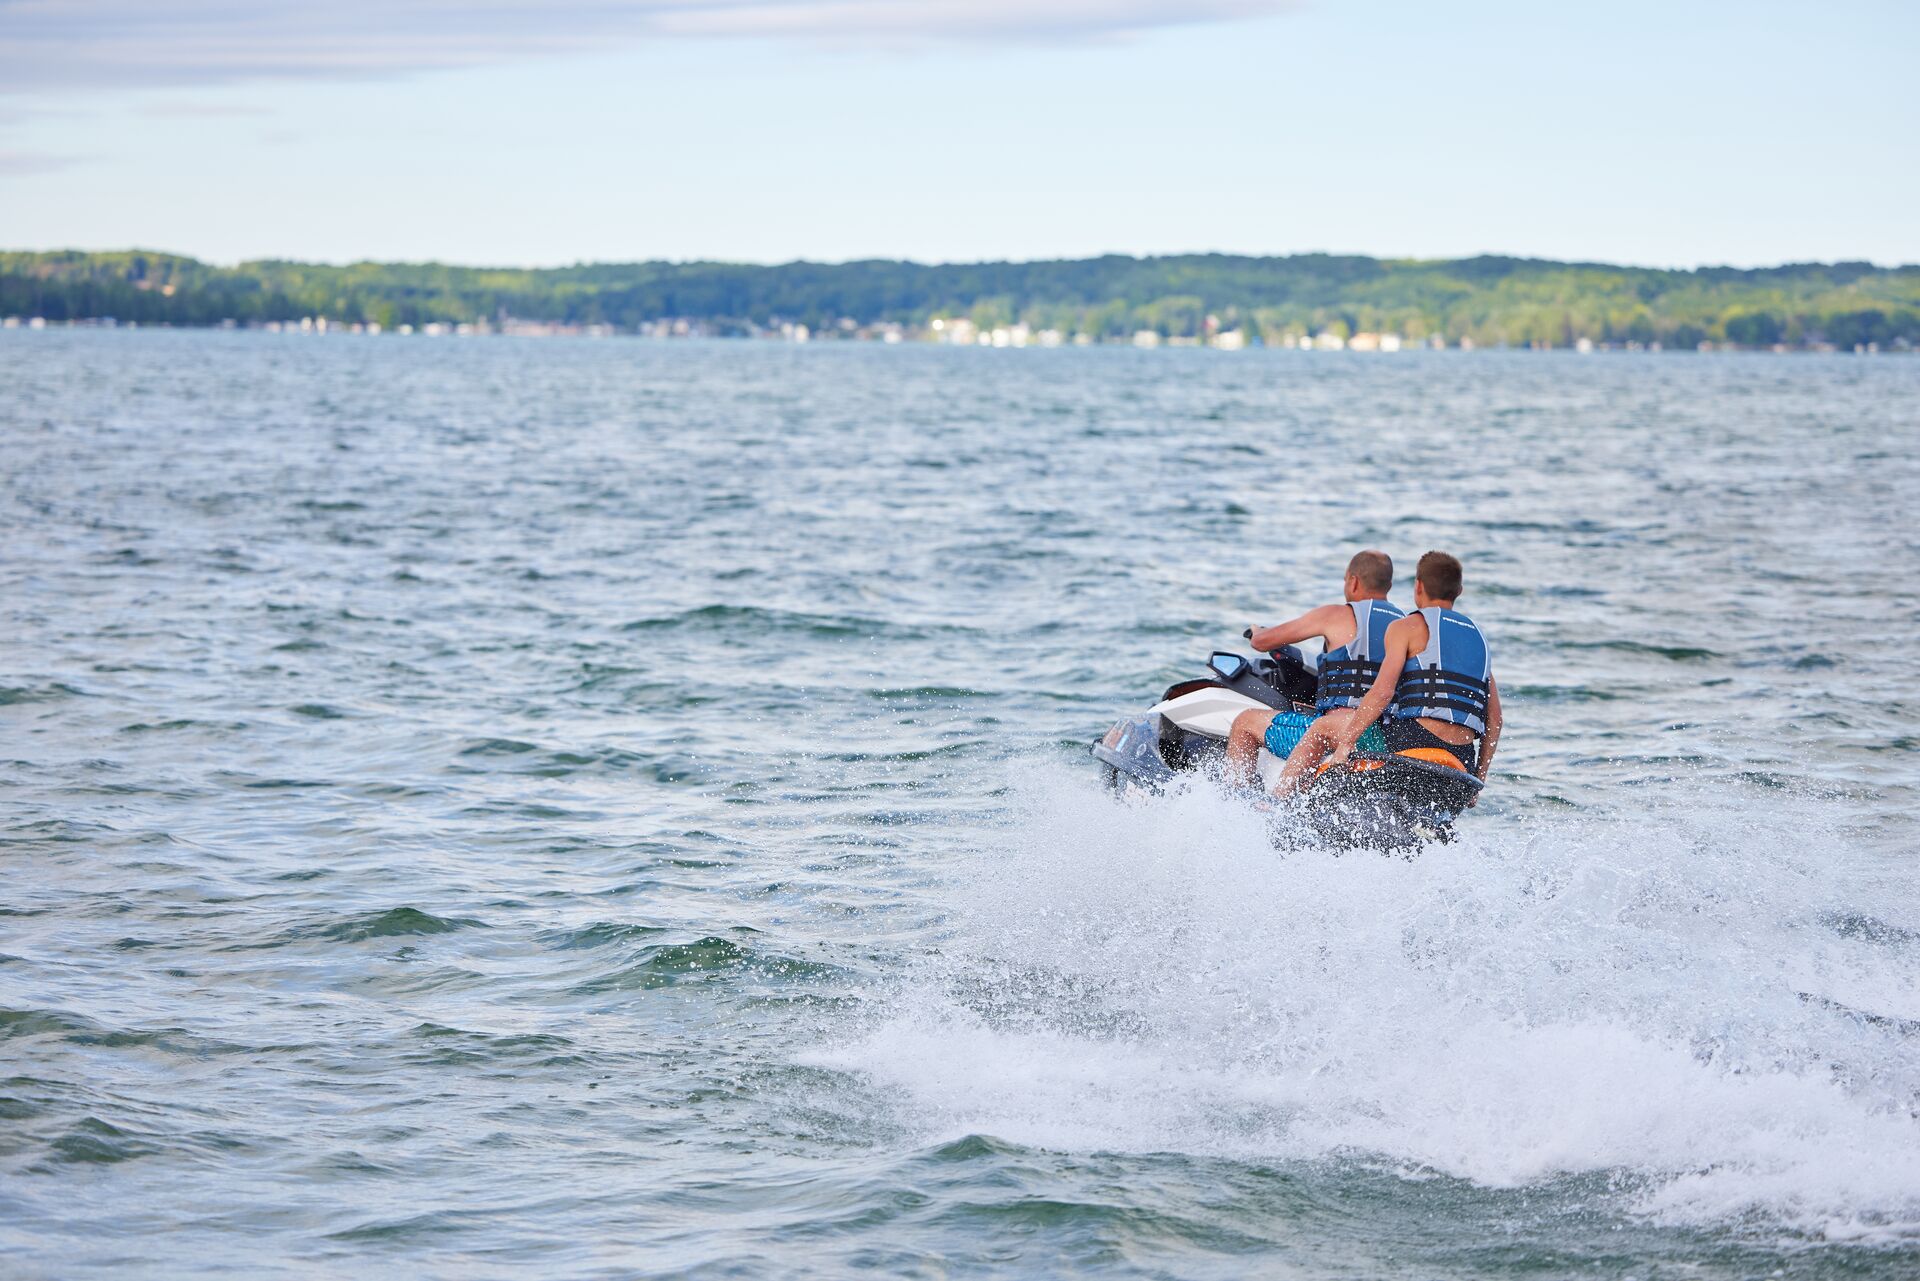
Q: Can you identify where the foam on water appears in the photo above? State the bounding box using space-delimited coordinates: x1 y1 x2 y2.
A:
823 762 1920 1243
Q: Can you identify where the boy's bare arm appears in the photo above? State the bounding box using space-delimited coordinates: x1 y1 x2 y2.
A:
1476 677 1502 782
1326 618 1416 764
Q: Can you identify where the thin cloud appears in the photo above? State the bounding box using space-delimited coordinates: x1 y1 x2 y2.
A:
0 147 85 174
652 0 1293 41
0 0 1299 93
141 100 273 117
0 103 90 125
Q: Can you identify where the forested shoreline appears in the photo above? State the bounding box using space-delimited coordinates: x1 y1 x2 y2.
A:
4 248 1917 349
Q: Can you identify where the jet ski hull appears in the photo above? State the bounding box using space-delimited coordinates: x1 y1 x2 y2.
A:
1284 751 1481 851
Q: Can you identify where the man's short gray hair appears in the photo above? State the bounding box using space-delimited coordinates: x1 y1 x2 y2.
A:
1346 549 1393 594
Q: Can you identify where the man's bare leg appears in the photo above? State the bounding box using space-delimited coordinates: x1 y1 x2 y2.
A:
1273 710 1352 796
1224 709 1277 788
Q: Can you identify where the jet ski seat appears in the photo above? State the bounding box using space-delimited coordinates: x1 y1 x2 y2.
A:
1388 746 1470 771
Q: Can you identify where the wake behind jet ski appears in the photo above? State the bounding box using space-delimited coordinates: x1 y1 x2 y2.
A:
1091 550 1498 851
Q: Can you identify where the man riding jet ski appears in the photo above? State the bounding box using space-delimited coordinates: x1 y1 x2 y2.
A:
1222 549 1402 784
1091 550 1501 850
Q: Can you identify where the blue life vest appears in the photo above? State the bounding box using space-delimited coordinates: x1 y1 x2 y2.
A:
1315 599 1406 713
1392 606 1492 735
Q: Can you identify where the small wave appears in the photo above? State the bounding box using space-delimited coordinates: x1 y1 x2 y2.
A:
536 921 671 950
348 780 439 799
324 1211 471 1243
0 1006 93 1041
0 682 93 704
95 548 163 567
618 603 938 640
43 1117 157 1166
574 936 752 992
401 1022 581 1067
312 907 485 942
1563 640 1720 661
543 747 649 772
925 1133 1026 1163
1507 684 1625 702
457 737 539 757
0 818 113 843
572 936 842 993
866 686 991 701
3 1005 301 1059
450 738 667 781
562 663 653 692
818 740 986 764
456 800 599 821
117 719 205 733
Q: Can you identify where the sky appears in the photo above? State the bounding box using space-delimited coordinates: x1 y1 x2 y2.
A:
1 0 1916 269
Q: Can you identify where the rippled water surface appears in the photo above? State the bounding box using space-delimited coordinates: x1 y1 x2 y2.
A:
4 331 1919 1278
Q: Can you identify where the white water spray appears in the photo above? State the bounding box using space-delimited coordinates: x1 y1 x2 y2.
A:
822 764 1920 1241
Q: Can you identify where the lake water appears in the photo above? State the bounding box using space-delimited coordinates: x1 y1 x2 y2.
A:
3 331 1918 1279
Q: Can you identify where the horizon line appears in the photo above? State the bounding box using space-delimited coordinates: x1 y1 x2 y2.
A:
7 246 1917 275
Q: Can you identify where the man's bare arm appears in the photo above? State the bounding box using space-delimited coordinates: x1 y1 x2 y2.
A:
1249 603 1344 652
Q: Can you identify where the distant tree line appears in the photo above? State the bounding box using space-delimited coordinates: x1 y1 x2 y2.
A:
4 248 1917 348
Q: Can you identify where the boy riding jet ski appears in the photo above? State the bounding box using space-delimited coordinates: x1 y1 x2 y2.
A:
1276 549 1502 799
1091 550 1500 850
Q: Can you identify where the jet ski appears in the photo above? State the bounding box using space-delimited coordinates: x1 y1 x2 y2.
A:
1091 645 1483 850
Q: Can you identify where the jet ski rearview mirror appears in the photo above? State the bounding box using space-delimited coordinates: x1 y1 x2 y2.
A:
1209 652 1248 678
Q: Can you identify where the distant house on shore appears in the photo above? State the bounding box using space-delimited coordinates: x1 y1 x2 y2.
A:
930 317 978 345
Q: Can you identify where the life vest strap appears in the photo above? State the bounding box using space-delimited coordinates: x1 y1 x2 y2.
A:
1316 657 1383 701
1395 669 1488 696
1392 668 1490 722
